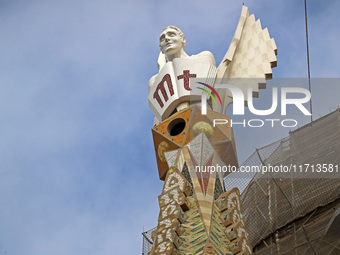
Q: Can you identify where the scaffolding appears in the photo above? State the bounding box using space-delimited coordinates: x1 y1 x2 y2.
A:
241 109 340 254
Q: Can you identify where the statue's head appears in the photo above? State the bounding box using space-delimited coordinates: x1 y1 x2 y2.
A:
159 26 186 57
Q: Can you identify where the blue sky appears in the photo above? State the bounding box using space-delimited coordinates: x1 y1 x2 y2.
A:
0 0 339 254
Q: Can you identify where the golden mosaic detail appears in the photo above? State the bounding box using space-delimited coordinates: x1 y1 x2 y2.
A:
192 121 214 139
157 141 170 163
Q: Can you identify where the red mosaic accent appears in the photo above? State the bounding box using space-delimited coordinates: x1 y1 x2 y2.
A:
153 74 174 108
177 70 196 91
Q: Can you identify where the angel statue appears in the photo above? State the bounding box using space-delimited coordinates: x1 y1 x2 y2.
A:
146 5 278 254
148 6 277 125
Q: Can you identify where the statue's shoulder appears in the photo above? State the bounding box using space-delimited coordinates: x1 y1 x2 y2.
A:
190 51 216 66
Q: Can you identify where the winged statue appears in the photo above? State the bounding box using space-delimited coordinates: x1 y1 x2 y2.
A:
146 5 277 254
148 5 277 124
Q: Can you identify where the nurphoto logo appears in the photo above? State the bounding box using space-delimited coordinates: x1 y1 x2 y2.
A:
199 83 312 128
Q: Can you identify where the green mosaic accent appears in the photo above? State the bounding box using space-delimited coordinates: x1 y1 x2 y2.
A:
211 226 223 240
178 195 208 253
210 238 225 255
177 249 189 254
190 213 200 219
190 233 207 244
191 228 205 238
181 231 189 237
191 224 204 233
206 202 232 254
180 243 189 248
189 219 203 227
180 236 190 242
212 244 224 255
212 211 219 221
212 217 221 228
192 246 205 254
191 239 207 250
191 209 198 214
210 233 226 252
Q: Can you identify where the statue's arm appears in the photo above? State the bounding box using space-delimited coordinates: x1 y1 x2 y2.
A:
148 74 157 90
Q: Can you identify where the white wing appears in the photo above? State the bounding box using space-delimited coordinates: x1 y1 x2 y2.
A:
215 5 277 114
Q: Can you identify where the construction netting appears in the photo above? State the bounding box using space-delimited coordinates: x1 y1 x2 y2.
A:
224 138 283 194
142 227 156 255
240 109 340 252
